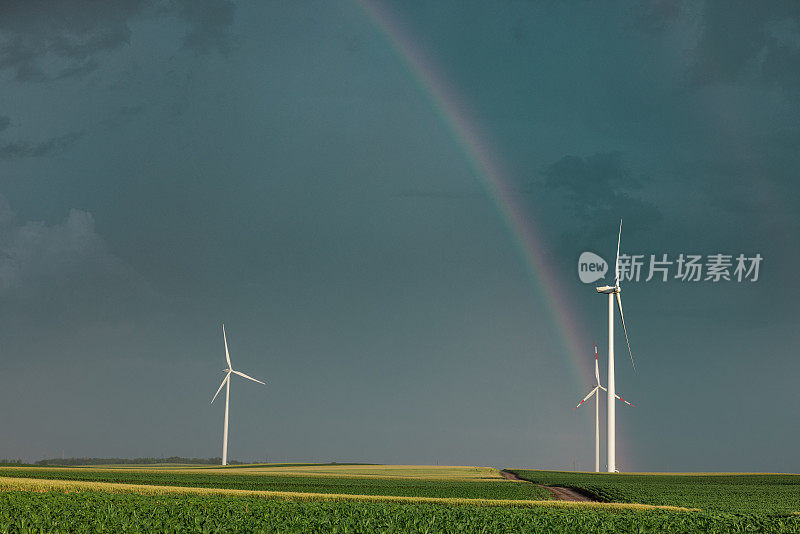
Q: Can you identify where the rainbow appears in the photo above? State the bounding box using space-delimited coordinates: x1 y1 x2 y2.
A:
357 1 591 387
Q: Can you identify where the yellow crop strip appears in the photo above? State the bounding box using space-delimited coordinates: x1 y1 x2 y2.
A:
0 476 698 512
0 464 505 481
202 465 505 480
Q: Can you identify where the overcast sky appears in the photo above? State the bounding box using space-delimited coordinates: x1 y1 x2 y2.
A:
1 0 798 472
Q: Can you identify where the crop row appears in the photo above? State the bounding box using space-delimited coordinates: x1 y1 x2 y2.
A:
0 468 551 501
508 470 800 514
2 490 800 533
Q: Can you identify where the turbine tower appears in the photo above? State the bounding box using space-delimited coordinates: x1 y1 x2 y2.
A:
574 342 634 472
595 220 635 472
211 324 266 466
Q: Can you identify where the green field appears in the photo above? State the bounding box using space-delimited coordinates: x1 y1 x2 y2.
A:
2 489 799 533
0 465 551 501
509 470 800 514
3 464 800 532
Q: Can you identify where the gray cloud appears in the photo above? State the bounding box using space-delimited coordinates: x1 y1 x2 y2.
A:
395 189 474 200
175 0 236 55
690 2 769 85
0 198 157 328
0 115 9 131
101 105 145 128
543 152 639 202
761 42 800 89
0 0 795 471
633 0 685 33
0 0 146 82
56 59 100 80
541 152 661 243
690 2 800 89
0 132 83 160
0 0 236 82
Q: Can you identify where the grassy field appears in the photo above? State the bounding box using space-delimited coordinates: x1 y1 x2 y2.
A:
3 464 799 532
0 476 691 511
509 470 800 514
200 464 504 479
0 465 551 501
3 489 799 533
80 464 505 480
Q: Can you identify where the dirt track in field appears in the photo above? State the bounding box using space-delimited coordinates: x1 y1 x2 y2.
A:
499 470 596 502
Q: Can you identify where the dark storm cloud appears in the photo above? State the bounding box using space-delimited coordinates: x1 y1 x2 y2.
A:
396 189 474 200
0 0 236 82
543 152 660 224
56 59 100 80
0 197 157 331
690 1 800 89
761 41 800 90
0 0 145 82
758 128 800 153
175 0 236 55
0 132 83 160
101 105 145 128
633 0 685 33
0 0 797 471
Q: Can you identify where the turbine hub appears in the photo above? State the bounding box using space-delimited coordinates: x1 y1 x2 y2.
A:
597 285 622 294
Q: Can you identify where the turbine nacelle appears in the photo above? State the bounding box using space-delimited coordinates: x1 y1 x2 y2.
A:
574 343 635 411
595 285 620 294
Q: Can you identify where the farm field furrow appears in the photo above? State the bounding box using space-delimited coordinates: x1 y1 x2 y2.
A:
509 470 800 514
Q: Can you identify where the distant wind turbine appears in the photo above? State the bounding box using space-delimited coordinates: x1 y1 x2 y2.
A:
574 342 634 472
211 324 266 466
595 220 636 472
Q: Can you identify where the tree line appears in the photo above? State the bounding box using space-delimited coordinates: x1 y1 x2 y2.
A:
34 456 245 466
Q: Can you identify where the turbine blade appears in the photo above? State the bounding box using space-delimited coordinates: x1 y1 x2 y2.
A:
573 386 598 411
615 292 636 372
594 342 600 385
614 219 622 285
232 369 266 385
223 324 232 368
615 394 635 407
599 385 607 392
211 373 230 404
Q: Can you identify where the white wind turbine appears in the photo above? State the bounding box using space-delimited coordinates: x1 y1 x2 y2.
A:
595 220 636 473
211 324 266 466
574 342 634 472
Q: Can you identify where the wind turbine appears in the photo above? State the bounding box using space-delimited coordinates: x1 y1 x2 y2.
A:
574 342 634 472
211 324 266 466
595 220 636 473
